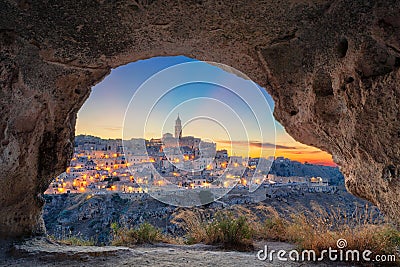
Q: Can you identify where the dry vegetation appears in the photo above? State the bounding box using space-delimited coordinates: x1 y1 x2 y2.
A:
111 222 164 246
257 204 400 258
170 203 400 261
170 209 253 250
204 212 253 250
48 234 95 246
52 202 400 263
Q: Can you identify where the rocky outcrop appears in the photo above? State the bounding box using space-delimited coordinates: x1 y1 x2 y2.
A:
0 0 399 237
270 159 344 185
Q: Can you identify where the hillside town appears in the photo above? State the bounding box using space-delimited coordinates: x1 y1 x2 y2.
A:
45 116 329 195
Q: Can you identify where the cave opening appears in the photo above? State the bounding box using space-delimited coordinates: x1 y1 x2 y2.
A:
40 56 353 244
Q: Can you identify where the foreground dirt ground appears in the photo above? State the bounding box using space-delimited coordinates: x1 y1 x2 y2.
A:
0 238 351 267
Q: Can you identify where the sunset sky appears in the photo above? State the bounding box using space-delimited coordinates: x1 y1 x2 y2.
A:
76 56 335 166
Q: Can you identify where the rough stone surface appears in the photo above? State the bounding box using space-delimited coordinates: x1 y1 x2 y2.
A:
0 0 399 237
2 238 328 266
9 238 133 261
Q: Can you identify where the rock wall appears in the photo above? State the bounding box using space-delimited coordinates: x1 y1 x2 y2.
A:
0 0 399 237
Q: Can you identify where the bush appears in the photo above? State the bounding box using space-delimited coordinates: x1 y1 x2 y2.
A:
135 222 162 244
204 212 253 251
111 222 163 246
171 209 253 250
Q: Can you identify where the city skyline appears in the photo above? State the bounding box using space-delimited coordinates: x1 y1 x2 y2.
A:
76 56 336 166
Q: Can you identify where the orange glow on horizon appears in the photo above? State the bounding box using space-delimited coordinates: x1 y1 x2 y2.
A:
275 148 336 167
216 141 336 167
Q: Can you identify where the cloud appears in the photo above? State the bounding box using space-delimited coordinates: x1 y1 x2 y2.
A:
285 150 324 155
103 126 123 131
216 140 297 150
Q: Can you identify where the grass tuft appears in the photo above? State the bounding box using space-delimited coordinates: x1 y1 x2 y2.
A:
171 209 253 251
204 212 253 251
48 235 95 246
111 222 163 246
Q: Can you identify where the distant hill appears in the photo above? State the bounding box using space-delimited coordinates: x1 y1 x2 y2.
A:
270 157 344 186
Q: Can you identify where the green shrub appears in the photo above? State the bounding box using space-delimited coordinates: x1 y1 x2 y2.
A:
135 222 162 244
171 209 253 250
112 222 163 246
205 212 253 251
110 221 120 232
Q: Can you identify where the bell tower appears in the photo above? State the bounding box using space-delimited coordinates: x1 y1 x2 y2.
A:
175 114 182 139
